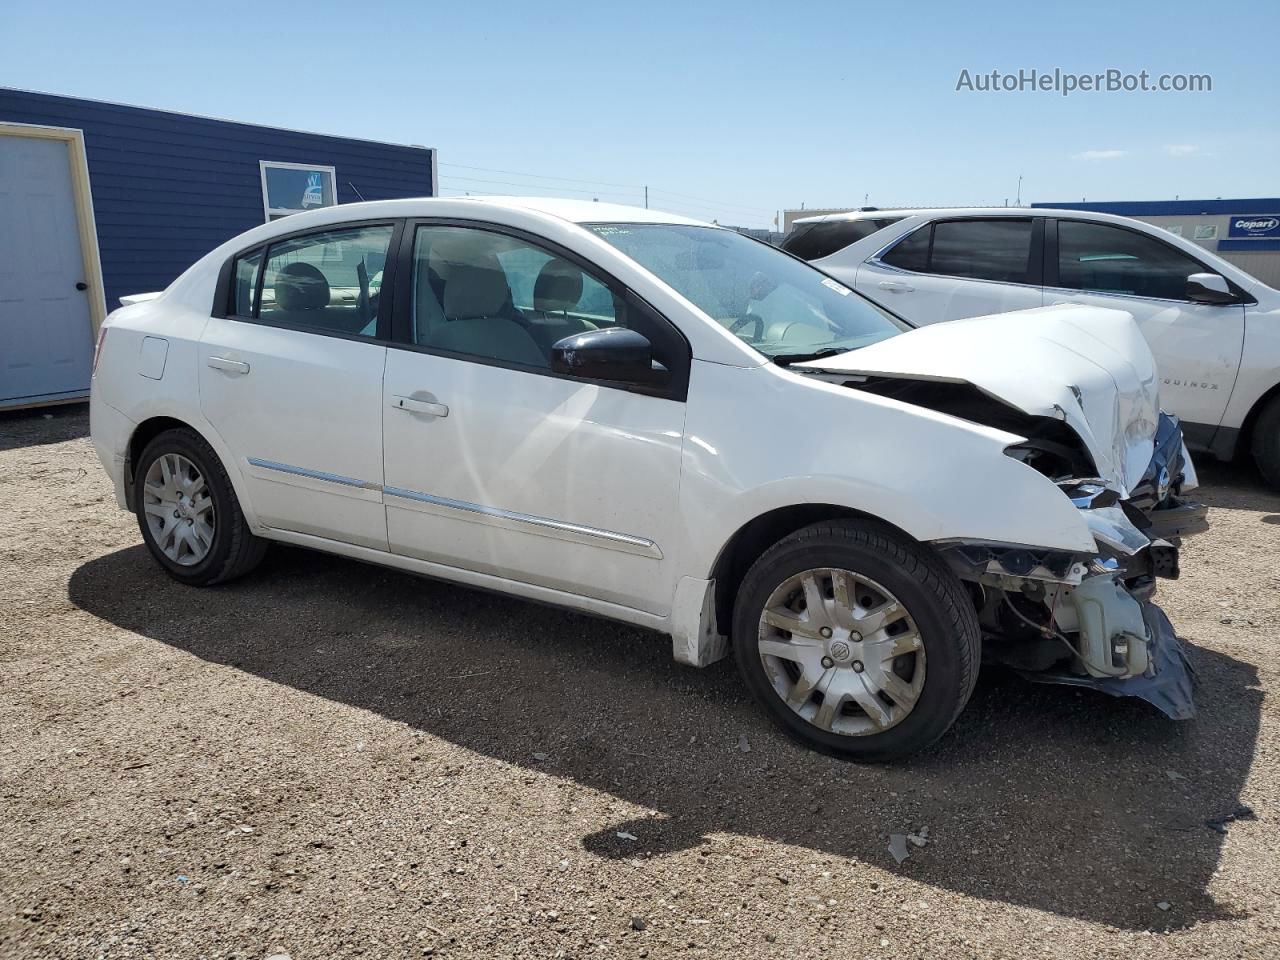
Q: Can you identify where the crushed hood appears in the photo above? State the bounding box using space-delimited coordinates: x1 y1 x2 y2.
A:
797 305 1160 497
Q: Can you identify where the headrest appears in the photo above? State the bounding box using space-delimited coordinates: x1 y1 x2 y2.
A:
442 261 511 319
533 258 584 313
274 262 329 311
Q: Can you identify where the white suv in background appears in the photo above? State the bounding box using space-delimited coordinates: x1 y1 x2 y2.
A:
784 208 1280 486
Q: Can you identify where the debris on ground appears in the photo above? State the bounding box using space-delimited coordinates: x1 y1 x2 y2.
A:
631 917 647 931
1205 805 1257 834
616 831 638 841
531 752 549 762
888 834 910 865
737 735 751 753
1166 770 1187 781
1156 901 1172 912
908 826 930 848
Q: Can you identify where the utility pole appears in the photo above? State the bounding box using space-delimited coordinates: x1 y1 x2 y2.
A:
1015 175 1023 207
644 185 649 209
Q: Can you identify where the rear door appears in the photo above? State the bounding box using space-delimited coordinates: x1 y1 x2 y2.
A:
1044 218 1244 429
855 217 1044 325
199 220 400 550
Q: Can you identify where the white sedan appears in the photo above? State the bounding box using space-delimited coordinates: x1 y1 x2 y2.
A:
90 197 1204 759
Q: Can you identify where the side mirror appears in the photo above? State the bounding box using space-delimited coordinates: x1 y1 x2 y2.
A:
1186 272 1235 304
551 327 666 384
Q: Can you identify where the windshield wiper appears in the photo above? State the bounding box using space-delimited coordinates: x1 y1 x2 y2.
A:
772 347 849 366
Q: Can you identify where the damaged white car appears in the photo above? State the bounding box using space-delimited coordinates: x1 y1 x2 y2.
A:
89 198 1206 760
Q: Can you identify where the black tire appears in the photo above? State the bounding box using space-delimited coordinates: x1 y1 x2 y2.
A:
1251 395 1280 489
132 428 267 586
732 519 980 761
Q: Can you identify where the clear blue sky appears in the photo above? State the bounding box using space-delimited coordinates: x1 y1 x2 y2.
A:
5 0 1277 227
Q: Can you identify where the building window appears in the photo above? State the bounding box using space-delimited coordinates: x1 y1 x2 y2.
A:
1193 224 1218 241
259 161 337 221
1165 225 1184 236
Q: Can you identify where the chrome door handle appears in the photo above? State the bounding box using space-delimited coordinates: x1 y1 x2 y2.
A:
391 395 449 417
878 281 914 293
207 356 250 375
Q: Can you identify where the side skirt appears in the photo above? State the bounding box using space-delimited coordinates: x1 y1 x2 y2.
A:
260 526 669 635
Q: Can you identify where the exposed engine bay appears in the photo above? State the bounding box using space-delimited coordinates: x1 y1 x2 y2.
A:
892 383 1203 717
824 369 1206 718
791 306 1208 718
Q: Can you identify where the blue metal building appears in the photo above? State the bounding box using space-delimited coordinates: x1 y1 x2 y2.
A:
0 87 435 409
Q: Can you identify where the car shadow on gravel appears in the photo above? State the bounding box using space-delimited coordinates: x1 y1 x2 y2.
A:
69 542 1263 932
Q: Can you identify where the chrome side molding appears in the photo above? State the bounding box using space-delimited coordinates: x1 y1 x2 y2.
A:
246 458 382 491
383 485 663 559
246 457 661 558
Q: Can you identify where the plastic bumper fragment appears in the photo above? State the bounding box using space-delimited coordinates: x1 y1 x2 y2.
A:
1022 603 1196 720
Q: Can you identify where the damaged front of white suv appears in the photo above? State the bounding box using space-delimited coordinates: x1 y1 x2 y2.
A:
799 305 1207 719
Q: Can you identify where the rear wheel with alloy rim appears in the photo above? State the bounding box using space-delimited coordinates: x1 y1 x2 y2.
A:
133 428 267 586
733 519 980 760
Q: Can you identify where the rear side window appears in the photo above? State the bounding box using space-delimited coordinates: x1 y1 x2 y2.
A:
878 219 1034 284
1057 220 1206 301
782 218 902 261
930 219 1033 283
879 226 930 272
244 224 394 337
232 250 261 316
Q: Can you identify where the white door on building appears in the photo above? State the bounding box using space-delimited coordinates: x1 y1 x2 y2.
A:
0 133 95 406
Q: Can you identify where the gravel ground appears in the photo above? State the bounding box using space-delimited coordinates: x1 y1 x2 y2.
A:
1 404 1278 960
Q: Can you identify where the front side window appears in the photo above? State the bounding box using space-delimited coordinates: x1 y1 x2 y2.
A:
251 224 393 336
1057 221 1205 301
586 223 908 361
410 225 629 368
260 161 338 221
879 219 1035 284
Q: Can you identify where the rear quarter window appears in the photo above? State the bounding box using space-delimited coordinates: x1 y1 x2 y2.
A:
782 218 902 261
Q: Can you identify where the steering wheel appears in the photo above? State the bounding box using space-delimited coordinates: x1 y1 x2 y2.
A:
729 312 764 341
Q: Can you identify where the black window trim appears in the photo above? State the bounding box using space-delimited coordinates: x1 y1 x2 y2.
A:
1046 217 1255 305
870 216 1045 289
388 216 692 403
211 217 405 346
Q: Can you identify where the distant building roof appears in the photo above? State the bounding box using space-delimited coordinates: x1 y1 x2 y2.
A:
1031 198 1280 216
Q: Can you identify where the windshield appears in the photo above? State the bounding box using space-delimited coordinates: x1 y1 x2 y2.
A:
585 224 909 361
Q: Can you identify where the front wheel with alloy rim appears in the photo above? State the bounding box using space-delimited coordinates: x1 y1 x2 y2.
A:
133 428 267 586
732 519 981 761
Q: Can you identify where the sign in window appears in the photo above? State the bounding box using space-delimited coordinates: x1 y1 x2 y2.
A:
260 161 337 221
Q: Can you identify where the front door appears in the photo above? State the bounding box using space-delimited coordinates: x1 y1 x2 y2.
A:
199 222 397 550
0 133 95 406
382 222 687 615
1045 218 1244 429
856 217 1044 325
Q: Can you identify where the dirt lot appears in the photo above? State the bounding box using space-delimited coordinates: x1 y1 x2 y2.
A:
1 405 1277 960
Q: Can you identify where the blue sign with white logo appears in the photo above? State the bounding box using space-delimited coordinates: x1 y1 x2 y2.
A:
1228 214 1280 240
